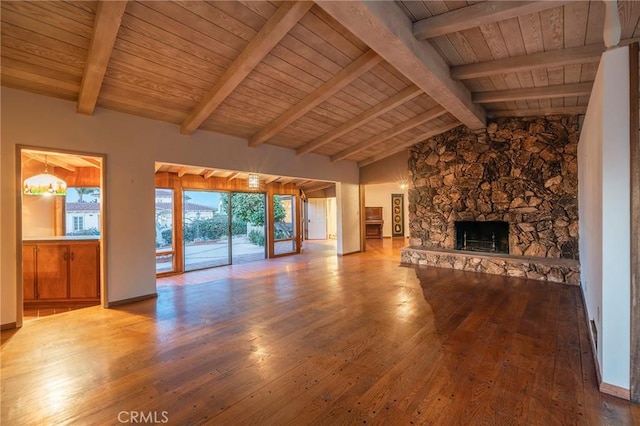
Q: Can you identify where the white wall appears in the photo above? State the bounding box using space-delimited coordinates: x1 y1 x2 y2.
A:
364 183 409 237
22 195 56 238
1 88 360 326
335 183 361 254
327 197 337 239
578 46 631 391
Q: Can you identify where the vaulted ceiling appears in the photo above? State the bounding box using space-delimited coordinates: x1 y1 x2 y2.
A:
2 1 639 168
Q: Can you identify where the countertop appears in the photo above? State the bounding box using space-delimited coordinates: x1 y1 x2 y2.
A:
23 236 100 242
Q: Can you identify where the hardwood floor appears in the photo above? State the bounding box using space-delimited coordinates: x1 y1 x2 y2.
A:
2 238 638 425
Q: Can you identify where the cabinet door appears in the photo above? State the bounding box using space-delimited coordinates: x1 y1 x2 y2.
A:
23 244 37 301
69 243 100 300
36 244 68 300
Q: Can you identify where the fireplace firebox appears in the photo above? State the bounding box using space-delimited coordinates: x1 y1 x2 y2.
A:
455 221 509 254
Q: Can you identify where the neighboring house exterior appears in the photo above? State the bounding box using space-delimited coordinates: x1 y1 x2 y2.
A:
65 202 100 235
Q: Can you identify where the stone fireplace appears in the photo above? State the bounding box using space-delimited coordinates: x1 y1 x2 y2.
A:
401 116 581 285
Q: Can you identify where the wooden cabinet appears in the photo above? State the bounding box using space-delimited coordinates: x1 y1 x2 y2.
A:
23 240 100 304
365 206 384 239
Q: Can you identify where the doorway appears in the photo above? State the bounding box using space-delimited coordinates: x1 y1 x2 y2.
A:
307 198 328 240
230 192 267 264
20 148 105 321
181 190 268 271
183 190 230 271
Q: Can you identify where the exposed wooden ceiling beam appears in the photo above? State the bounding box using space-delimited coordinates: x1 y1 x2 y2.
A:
451 37 640 80
154 163 162 173
177 167 189 178
473 82 593 104
453 45 603 80
296 85 422 156
203 169 216 179
77 1 128 115
358 122 461 168
78 157 102 168
264 176 280 184
487 106 588 118
24 153 76 172
249 49 383 147
180 1 313 135
227 172 240 181
413 1 573 40
315 1 485 130
331 106 447 162
303 182 335 193
278 177 294 185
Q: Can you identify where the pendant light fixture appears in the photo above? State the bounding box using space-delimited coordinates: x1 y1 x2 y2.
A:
247 173 260 190
23 156 67 196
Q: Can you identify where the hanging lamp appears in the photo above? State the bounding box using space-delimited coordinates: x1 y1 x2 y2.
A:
23 156 67 196
247 173 260 190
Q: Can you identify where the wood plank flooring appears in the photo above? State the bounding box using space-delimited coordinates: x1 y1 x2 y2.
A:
2 238 639 425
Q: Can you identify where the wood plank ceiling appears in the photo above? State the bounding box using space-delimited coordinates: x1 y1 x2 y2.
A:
2 1 640 169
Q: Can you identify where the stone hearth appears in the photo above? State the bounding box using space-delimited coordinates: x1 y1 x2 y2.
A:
401 246 580 285
404 115 580 283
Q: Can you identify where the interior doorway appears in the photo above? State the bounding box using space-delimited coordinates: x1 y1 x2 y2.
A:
307 198 328 240
20 148 105 322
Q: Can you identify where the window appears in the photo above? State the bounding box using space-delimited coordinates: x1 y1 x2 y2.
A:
73 216 84 231
65 187 100 236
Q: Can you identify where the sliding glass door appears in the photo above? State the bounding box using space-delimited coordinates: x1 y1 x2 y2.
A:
183 190 230 271
230 192 267 264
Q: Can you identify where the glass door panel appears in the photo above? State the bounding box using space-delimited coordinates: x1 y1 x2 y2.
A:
273 194 296 255
230 192 267 264
155 189 174 274
183 190 230 271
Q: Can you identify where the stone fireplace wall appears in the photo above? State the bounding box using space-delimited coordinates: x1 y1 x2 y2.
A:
408 115 580 260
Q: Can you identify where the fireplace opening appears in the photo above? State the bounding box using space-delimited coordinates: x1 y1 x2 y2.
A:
455 221 509 254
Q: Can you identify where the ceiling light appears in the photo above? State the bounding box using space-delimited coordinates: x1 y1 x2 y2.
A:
23 156 67 196
248 173 260 190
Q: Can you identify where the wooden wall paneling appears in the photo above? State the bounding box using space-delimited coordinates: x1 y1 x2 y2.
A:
56 167 101 187
629 42 639 404
54 196 64 236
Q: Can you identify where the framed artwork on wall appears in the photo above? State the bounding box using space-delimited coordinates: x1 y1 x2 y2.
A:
391 194 404 237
